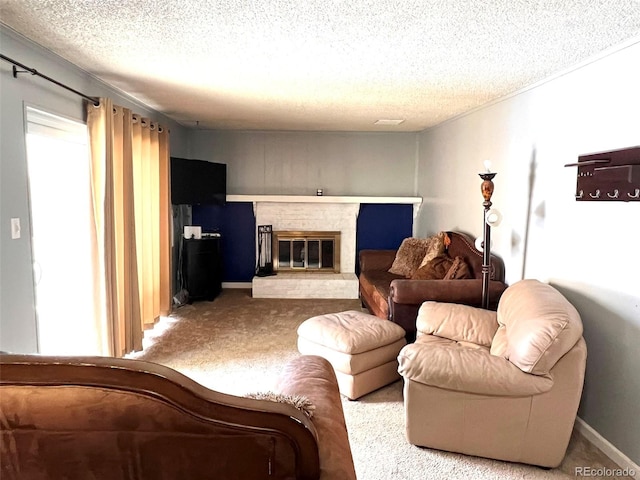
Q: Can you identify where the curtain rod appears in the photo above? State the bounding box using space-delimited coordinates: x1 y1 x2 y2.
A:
1 53 100 106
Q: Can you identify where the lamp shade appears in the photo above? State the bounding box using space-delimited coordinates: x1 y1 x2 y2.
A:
485 208 502 227
474 237 493 251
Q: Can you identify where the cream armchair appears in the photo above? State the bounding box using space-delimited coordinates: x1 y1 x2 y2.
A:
397 279 587 468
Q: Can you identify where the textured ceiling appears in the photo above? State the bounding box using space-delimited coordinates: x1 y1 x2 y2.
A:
1 0 640 131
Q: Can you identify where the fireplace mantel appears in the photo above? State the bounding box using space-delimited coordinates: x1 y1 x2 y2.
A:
227 194 422 205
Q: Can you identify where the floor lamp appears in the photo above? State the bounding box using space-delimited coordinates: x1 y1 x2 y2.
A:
479 165 497 309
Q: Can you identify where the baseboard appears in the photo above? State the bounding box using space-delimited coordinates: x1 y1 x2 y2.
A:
575 416 639 472
222 282 252 289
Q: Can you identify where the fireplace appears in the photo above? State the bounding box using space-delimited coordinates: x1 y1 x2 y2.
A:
274 231 340 273
252 200 360 298
248 196 418 298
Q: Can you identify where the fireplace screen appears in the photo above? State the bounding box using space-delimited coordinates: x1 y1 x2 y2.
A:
274 231 340 272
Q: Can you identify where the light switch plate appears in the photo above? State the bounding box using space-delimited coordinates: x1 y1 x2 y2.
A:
11 218 21 239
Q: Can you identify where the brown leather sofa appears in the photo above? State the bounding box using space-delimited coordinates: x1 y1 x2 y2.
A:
398 280 587 467
358 231 507 340
0 354 356 480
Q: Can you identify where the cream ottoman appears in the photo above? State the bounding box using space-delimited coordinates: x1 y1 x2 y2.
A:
297 310 406 400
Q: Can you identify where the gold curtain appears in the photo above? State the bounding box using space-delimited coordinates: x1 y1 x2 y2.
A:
87 98 170 357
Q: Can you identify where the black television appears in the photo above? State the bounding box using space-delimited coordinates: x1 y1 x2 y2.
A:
170 157 226 205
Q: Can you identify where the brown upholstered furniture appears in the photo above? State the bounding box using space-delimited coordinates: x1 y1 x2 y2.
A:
358 231 507 340
0 354 356 480
398 280 587 467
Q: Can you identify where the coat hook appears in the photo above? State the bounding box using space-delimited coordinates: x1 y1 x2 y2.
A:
607 189 619 199
575 190 584 199
589 189 601 199
628 188 640 199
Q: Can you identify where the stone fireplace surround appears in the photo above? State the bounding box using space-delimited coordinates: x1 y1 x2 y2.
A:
226 195 422 299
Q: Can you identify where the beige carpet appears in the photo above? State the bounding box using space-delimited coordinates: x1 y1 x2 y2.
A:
129 289 617 480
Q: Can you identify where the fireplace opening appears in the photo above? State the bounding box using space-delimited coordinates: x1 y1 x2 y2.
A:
274 231 340 273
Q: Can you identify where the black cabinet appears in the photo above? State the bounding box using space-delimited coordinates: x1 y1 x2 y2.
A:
182 237 222 302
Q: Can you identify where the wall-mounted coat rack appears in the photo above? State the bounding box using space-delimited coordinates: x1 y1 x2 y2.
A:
565 146 640 202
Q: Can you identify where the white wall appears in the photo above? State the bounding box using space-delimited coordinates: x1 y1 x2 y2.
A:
416 40 640 464
0 26 190 353
188 130 418 196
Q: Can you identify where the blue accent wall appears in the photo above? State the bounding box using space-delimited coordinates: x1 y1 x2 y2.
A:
192 202 255 282
356 203 413 274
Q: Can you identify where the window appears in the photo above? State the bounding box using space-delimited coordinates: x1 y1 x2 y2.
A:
25 106 100 354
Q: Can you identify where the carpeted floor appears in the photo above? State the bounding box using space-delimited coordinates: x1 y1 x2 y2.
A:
129 289 624 480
